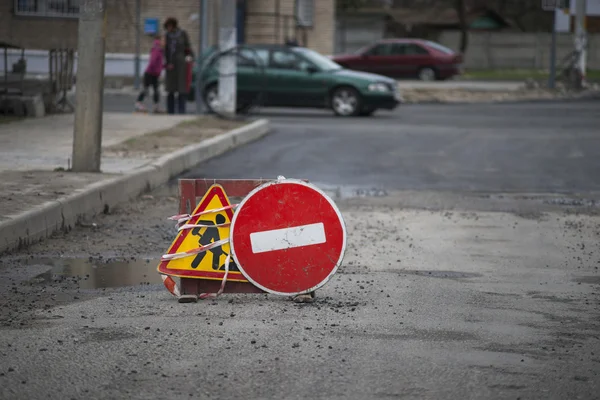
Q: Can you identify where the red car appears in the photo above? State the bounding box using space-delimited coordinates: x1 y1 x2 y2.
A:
332 39 463 81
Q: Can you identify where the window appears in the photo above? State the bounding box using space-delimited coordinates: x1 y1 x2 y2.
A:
396 44 430 55
296 0 314 27
270 50 300 70
291 47 341 71
425 41 455 55
237 48 269 68
15 0 80 18
365 44 393 56
390 44 407 55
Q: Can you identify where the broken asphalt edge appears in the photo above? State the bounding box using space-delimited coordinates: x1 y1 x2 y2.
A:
0 118 271 255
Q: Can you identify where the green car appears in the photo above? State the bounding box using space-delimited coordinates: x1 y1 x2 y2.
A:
190 44 402 117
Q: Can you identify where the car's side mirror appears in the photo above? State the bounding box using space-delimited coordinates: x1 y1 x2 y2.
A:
306 65 319 74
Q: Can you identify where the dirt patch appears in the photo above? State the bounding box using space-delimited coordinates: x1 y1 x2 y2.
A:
400 87 600 104
0 170 113 220
0 116 25 125
103 116 245 158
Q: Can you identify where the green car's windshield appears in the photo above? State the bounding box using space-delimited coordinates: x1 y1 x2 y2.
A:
291 47 342 71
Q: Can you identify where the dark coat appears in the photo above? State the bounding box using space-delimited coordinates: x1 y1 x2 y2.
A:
164 28 193 93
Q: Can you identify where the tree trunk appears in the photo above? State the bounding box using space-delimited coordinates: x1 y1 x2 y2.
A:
456 0 468 54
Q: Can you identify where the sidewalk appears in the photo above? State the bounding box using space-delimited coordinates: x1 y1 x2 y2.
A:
0 112 195 173
0 112 270 253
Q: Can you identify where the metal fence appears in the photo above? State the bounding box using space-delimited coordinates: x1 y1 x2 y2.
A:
14 0 80 18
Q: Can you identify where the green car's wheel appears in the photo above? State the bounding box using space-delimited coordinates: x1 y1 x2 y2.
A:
331 86 361 117
203 84 219 114
203 83 252 115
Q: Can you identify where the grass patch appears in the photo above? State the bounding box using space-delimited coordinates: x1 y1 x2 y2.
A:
0 115 25 125
104 116 246 156
463 69 600 82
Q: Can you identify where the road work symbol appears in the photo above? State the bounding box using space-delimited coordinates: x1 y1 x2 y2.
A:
190 214 239 272
157 184 247 282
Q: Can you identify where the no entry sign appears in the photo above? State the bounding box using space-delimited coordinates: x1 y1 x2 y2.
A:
229 179 347 296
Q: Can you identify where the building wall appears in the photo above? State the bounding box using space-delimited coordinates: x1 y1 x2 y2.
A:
308 0 335 55
0 1 78 49
335 15 386 55
1 0 335 78
2 0 334 55
244 0 335 55
0 0 202 54
439 31 600 70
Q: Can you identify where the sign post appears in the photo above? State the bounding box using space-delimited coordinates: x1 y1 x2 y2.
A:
543 1 570 88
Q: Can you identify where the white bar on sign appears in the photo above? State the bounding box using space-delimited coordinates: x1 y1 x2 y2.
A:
250 223 326 253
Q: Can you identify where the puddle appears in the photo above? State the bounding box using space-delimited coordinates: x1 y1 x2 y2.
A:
573 276 600 285
27 258 162 289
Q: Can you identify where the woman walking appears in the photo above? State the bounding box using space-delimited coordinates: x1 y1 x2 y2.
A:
134 35 164 113
163 17 193 114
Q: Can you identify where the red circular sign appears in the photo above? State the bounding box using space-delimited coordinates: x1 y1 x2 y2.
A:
230 179 347 296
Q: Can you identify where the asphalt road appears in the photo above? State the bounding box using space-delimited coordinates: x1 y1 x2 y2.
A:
104 93 600 194
1 97 599 399
185 101 600 195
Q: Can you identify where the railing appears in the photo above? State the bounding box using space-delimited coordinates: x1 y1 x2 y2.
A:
14 0 80 18
49 48 75 112
245 12 308 47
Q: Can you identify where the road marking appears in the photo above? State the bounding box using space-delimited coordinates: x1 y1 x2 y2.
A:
250 223 326 253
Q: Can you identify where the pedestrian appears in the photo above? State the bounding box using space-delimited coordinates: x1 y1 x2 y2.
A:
134 35 164 113
163 17 193 114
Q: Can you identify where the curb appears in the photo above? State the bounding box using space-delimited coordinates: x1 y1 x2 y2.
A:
0 119 270 254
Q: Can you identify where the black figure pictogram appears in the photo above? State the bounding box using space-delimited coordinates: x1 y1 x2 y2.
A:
190 214 239 272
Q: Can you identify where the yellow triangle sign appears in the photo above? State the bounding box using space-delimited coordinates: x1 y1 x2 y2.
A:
157 184 248 282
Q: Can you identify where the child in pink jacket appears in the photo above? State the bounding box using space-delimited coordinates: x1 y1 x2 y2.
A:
135 36 164 113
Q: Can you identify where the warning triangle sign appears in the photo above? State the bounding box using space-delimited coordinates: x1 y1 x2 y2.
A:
158 184 249 282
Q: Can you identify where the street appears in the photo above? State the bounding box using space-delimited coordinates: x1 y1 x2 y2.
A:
1 99 599 399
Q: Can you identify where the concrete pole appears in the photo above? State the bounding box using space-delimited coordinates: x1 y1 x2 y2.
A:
72 0 107 172
195 0 209 114
218 0 237 117
134 0 141 90
548 8 557 89
573 0 587 89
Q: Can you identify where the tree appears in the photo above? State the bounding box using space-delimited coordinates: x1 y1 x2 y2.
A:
456 0 468 53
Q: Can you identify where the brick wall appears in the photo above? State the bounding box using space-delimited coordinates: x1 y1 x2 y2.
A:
0 0 200 54
1 0 334 55
307 0 335 55
245 0 335 55
0 2 78 49
104 0 200 54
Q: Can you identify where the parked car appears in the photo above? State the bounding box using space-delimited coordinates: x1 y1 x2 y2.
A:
332 39 463 81
190 44 402 117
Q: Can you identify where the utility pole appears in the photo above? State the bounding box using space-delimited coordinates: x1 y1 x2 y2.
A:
134 0 141 90
218 0 237 118
195 0 209 114
72 0 107 172
549 7 558 89
573 0 587 89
